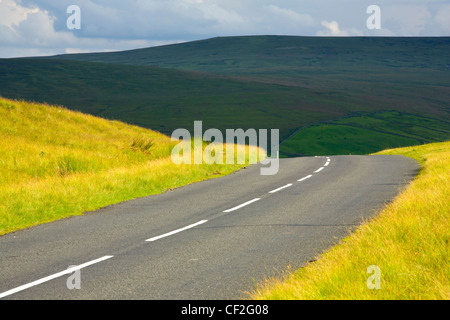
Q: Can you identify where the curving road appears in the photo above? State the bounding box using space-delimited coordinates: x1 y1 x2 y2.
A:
0 155 419 299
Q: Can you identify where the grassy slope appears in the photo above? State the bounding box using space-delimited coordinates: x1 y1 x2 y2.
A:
280 111 450 156
1 36 448 156
0 97 258 236
250 141 449 299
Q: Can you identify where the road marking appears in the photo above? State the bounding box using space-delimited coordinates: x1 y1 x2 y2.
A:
298 175 313 182
223 198 261 213
146 220 208 242
0 255 114 299
269 184 293 194
1 155 336 299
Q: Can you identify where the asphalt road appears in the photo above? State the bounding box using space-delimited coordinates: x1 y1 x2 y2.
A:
0 155 419 300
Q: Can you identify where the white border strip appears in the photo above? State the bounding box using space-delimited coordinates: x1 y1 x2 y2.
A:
146 220 208 242
0 255 114 299
314 167 324 173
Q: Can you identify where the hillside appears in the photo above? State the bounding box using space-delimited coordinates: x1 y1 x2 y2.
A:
0 58 336 140
280 111 450 156
0 97 253 235
51 36 450 74
1 36 449 156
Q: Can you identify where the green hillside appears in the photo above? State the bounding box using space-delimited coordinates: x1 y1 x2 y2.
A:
0 58 338 140
1 36 449 156
281 111 450 156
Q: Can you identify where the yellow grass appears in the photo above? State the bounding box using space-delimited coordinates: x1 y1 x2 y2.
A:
0 97 264 235
250 141 449 300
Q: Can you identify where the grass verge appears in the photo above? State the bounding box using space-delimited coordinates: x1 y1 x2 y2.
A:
0 98 263 236
250 141 449 299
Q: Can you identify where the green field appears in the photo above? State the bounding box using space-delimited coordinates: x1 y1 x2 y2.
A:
1 36 449 156
280 111 450 156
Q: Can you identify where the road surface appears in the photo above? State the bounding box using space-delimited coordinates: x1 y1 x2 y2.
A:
0 155 419 299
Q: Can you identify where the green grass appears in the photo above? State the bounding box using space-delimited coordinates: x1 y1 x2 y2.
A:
0 97 262 236
250 141 450 300
280 111 450 156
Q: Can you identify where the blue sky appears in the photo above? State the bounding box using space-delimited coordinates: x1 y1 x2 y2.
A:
1 0 449 58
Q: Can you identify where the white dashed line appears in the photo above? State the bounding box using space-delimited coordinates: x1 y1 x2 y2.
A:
223 198 261 213
298 175 313 182
269 184 293 194
146 220 208 242
0 255 114 299
2 155 336 298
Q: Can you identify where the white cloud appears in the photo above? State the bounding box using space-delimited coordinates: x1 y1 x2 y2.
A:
318 20 347 36
0 0 39 28
0 0 174 57
0 1 449 58
317 20 363 36
0 1 72 48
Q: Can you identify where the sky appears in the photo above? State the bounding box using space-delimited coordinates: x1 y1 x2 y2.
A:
0 0 449 58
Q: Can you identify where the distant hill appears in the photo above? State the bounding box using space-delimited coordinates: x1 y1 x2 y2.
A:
51 36 450 73
1 36 449 155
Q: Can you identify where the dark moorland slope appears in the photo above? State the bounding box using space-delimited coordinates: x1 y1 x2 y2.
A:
1 36 449 155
